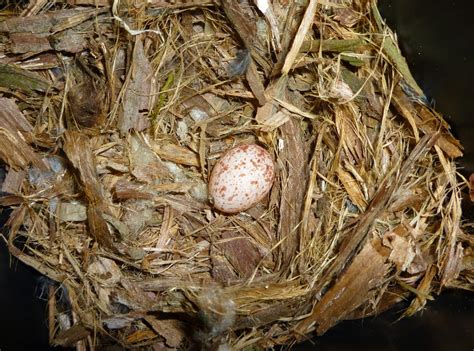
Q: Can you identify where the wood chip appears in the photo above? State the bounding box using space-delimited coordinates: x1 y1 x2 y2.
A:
0 98 47 170
67 0 112 7
277 118 307 269
63 131 115 248
144 316 185 348
118 38 153 134
218 231 263 278
0 8 102 34
151 141 200 167
1 168 26 194
296 238 390 335
282 0 318 74
0 64 50 93
52 324 90 347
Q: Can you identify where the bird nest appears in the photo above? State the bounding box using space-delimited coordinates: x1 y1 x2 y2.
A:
1 0 473 349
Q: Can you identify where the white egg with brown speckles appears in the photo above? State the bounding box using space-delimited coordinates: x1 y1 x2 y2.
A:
209 144 275 213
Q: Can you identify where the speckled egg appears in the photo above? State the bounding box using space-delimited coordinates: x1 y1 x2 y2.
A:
209 144 275 213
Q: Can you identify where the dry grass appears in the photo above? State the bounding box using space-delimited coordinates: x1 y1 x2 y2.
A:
0 0 472 349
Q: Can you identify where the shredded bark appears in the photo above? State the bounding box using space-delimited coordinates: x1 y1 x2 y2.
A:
0 1 471 349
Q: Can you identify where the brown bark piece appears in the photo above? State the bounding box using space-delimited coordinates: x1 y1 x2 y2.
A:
218 231 262 278
1 168 26 194
277 118 307 270
9 32 51 54
63 131 114 248
299 238 390 335
0 98 46 170
118 39 152 134
151 141 200 167
52 324 90 347
144 316 185 348
0 8 102 34
67 0 111 6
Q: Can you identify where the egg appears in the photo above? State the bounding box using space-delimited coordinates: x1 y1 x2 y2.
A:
209 144 275 213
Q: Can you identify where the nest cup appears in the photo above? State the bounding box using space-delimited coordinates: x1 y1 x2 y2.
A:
0 0 473 349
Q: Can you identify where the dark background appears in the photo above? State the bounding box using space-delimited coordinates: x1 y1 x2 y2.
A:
1 1 473 350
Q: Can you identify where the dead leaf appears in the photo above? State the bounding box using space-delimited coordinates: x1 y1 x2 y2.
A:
382 226 415 272
337 167 367 210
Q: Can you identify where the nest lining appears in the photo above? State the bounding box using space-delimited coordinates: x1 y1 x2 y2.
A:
0 0 473 349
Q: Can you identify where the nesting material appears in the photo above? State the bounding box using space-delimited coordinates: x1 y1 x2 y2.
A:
0 0 473 349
